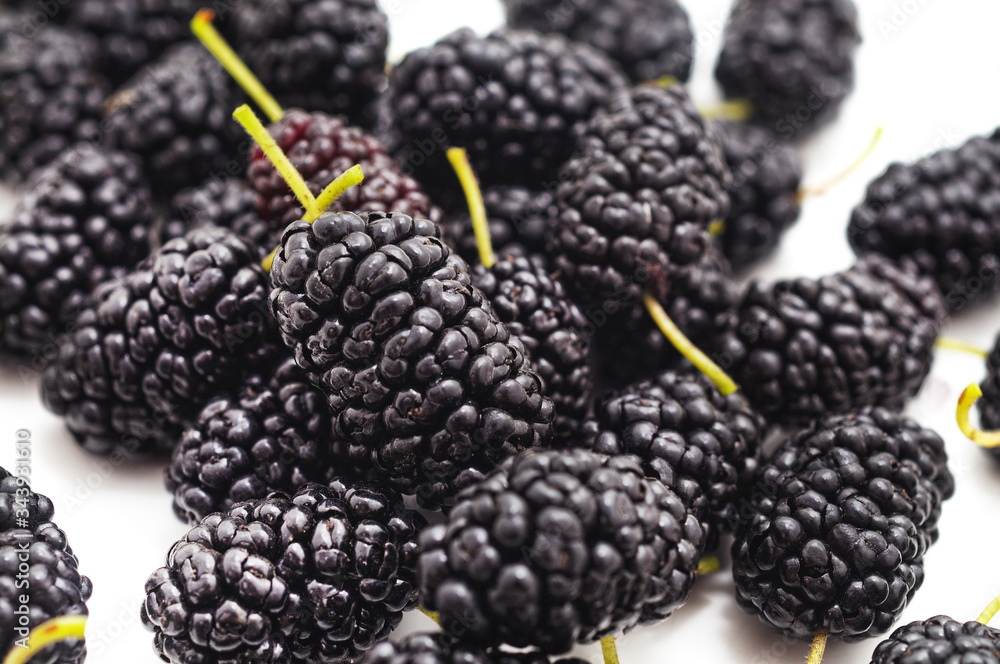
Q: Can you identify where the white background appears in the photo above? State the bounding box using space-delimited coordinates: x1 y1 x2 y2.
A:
2 0 1000 661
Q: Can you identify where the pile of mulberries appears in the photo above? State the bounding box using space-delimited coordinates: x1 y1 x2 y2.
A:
167 357 352 525
732 407 954 641
248 109 439 230
550 84 730 314
503 0 694 84
231 0 389 128
418 449 704 653
724 255 946 426
0 25 109 183
848 129 1000 313
714 120 804 270
269 210 553 506
575 368 766 549
143 480 424 664
472 251 593 439
387 27 627 195
41 227 277 456
0 469 92 664
104 43 241 197
715 0 861 139
0 144 154 357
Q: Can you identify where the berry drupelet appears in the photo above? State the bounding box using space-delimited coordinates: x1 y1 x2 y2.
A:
550 84 731 314
232 0 388 128
848 130 1000 313
248 109 439 231
105 43 241 198
0 469 92 664
715 0 860 140
0 25 109 183
869 616 1000 664
714 120 803 271
165 177 269 255
439 186 557 263
269 211 553 507
387 27 627 196
576 368 766 550
472 251 593 439
0 144 154 357
367 633 588 664
732 407 954 642
41 227 278 456
66 0 203 86
167 357 351 525
503 0 694 84
723 255 946 427
142 480 424 664
419 449 704 653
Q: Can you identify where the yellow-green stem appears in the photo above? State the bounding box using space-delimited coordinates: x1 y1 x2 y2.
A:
643 291 738 395
936 337 989 358
191 10 284 123
957 384 1000 448
600 636 620 664
806 629 828 664
978 593 1000 625
3 615 87 664
447 147 494 269
797 127 884 201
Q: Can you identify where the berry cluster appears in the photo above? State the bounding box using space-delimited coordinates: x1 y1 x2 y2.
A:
4 2 995 664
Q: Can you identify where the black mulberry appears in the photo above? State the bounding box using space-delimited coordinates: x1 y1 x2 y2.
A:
143 480 424 664
725 255 946 427
503 0 694 84
269 211 553 507
714 0 860 140
472 251 593 439
0 469 92 664
732 407 954 641
41 227 278 456
575 368 765 549
419 449 704 653
388 28 627 196
0 25 109 183
980 333 1000 438
550 84 730 313
104 43 241 197
715 120 803 270
848 130 1000 313
232 0 389 128
0 144 154 358
167 357 353 525
869 616 1000 664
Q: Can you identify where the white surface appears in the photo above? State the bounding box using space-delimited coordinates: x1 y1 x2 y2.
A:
3 1 1000 662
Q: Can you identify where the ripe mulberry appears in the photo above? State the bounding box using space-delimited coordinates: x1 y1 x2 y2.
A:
143 480 424 663
732 407 954 641
419 450 704 653
269 211 553 507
